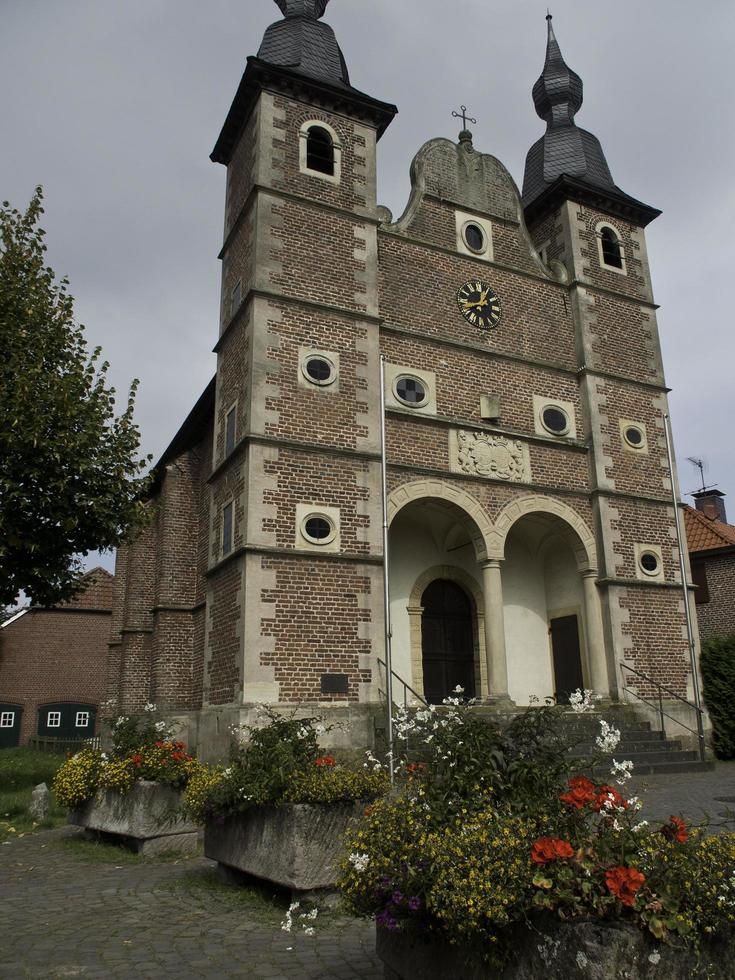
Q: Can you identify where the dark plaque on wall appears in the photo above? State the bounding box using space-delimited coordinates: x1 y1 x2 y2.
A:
321 673 349 695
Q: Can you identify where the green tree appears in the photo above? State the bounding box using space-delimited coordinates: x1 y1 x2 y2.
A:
0 187 150 607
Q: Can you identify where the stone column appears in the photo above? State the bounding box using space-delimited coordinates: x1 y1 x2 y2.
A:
481 560 510 701
582 570 610 698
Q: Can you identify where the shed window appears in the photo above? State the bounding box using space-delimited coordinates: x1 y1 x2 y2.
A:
306 126 335 176
75 711 90 728
0 712 14 728
47 711 61 728
600 227 623 269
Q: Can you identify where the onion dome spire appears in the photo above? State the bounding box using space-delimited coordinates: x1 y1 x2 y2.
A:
532 14 583 129
523 14 618 209
258 0 350 87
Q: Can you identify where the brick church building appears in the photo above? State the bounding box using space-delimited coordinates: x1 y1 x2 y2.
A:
107 0 702 758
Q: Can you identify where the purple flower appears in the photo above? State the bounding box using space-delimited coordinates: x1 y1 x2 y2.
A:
408 896 422 912
376 909 399 932
392 891 404 905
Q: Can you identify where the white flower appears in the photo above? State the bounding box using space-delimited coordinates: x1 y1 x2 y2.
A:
569 689 597 713
114 716 126 728
349 852 370 873
648 950 661 965
632 821 649 833
314 724 326 736
610 759 634 785
453 685 464 694
595 719 621 753
154 720 167 733
143 702 156 713
302 927 315 937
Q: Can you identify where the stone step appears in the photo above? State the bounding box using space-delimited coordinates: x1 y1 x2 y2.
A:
571 739 683 754
624 759 715 776
580 749 701 765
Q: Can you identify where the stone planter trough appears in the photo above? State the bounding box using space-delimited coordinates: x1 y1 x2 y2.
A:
377 920 734 980
70 780 198 855
204 802 363 894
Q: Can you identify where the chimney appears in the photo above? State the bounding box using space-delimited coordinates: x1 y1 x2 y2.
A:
693 488 727 523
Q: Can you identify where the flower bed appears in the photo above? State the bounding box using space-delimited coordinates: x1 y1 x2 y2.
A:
338 690 735 975
69 779 198 855
53 704 204 853
185 709 388 892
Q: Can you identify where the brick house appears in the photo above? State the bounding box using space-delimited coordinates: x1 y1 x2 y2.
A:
685 491 735 643
0 568 114 747
107 1 703 759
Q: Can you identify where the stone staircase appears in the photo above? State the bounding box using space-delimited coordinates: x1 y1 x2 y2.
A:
560 708 714 776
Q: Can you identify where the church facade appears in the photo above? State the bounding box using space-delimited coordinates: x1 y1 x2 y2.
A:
107 0 700 758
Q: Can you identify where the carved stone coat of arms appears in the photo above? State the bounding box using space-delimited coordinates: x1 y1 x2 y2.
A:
451 430 531 483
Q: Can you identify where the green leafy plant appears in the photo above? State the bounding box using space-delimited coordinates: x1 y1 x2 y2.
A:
184 708 388 822
701 634 735 759
0 187 150 607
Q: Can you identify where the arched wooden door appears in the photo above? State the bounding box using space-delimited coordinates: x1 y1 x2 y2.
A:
421 579 476 704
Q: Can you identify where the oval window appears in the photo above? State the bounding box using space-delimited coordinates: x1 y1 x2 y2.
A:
639 551 660 576
463 223 486 254
542 406 570 436
394 375 428 407
302 355 336 387
624 426 645 449
303 515 336 545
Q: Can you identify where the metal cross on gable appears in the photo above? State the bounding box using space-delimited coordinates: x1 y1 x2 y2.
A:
452 105 477 130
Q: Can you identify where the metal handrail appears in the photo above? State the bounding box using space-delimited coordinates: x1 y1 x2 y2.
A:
377 658 428 708
620 663 706 762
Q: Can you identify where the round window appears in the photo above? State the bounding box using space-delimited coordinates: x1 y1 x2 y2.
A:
639 551 660 576
302 514 336 545
463 222 486 254
302 355 336 387
624 426 645 449
394 375 428 407
541 406 570 436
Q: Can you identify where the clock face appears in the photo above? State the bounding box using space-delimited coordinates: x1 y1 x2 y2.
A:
457 280 502 330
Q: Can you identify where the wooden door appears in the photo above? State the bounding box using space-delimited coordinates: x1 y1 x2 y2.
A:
0 704 22 748
421 580 476 704
550 615 585 705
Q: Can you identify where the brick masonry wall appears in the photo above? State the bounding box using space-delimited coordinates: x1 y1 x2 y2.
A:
0 570 113 744
617 587 689 698
694 553 735 642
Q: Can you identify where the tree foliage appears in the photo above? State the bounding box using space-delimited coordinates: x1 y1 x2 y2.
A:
700 634 735 759
0 188 150 607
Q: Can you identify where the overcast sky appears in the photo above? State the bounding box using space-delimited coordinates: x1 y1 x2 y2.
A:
3 0 734 575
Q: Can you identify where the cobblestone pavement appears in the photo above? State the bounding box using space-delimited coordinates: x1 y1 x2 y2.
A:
0 828 381 980
2 764 734 980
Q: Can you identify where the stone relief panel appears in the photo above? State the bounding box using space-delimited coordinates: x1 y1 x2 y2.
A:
450 429 531 483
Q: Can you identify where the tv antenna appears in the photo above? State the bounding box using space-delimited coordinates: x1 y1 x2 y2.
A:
686 457 717 496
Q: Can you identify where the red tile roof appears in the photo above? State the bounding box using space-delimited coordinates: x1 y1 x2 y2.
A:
684 505 735 553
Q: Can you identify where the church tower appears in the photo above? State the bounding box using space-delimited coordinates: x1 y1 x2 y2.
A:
201 0 397 748
522 16 695 706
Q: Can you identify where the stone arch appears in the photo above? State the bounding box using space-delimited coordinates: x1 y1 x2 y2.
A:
489 495 597 572
407 565 488 702
387 480 493 561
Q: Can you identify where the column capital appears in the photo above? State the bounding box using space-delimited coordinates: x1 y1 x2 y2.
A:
581 568 599 581
481 558 504 571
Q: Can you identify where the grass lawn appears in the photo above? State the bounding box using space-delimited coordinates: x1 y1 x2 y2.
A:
0 747 68 842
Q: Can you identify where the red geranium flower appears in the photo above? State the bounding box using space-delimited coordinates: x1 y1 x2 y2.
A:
132 754 142 766
531 837 575 865
605 866 645 906
560 775 596 810
406 762 427 775
661 815 689 844
315 756 336 767
594 785 629 812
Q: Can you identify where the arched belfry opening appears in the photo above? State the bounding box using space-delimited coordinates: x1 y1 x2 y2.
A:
306 125 335 175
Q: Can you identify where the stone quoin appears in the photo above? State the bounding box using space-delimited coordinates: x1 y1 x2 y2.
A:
105 1 704 758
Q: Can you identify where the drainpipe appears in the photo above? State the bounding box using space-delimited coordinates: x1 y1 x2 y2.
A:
664 414 706 762
379 354 395 782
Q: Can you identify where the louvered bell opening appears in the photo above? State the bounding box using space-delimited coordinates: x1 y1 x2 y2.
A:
306 126 335 175
600 227 623 268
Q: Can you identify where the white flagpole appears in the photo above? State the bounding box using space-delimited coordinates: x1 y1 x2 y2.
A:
379 354 395 782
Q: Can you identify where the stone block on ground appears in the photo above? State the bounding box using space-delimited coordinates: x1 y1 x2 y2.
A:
29 783 49 821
